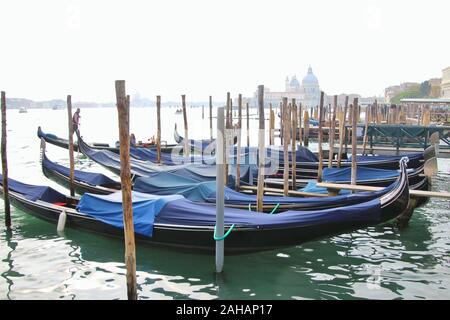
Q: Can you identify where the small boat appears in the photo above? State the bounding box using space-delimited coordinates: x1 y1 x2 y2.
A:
175 109 182 114
37 126 176 154
19 107 27 113
0 158 410 253
75 133 258 183
174 123 238 153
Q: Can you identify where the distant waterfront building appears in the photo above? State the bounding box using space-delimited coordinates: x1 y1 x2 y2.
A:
384 85 401 103
299 66 321 108
428 78 442 98
252 66 321 109
441 67 450 98
385 82 420 103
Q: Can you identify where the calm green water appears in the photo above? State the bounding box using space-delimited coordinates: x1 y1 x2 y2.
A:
1 107 449 300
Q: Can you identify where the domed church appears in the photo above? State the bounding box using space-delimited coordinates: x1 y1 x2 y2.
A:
254 66 321 109
299 66 320 108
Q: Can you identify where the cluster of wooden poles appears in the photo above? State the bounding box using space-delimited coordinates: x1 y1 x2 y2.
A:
0 84 365 300
2 83 437 300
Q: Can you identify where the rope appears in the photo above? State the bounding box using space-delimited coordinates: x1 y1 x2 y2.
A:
269 203 280 214
213 224 235 241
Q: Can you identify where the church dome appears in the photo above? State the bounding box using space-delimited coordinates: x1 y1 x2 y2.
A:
289 75 300 91
302 66 318 85
290 76 300 88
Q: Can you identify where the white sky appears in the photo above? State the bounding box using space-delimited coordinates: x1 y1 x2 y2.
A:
0 0 449 102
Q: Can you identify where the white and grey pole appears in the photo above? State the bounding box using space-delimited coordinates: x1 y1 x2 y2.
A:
215 106 225 273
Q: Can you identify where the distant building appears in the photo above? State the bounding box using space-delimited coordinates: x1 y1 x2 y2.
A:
385 85 401 103
399 82 420 91
299 66 321 108
441 67 450 98
385 82 420 103
428 78 442 98
252 66 321 109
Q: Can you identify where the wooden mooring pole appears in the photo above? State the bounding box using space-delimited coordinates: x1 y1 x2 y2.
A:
156 96 161 163
351 98 359 186
256 85 265 212
226 92 231 128
337 96 349 166
328 95 337 167
269 103 274 145
181 95 189 158
224 93 231 185
246 102 250 147
362 104 370 155
303 110 309 147
298 103 303 146
115 80 137 300
317 91 325 182
1 91 11 228
235 94 242 190
282 98 290 196
66 95 75 196
209 96 213 140
291 99 297 190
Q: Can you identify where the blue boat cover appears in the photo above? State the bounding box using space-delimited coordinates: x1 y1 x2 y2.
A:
78 135 257 183
37 127 60 141
134 172 217 201
77 191 184 237
347 152 422 162
130 145 216 165
155 197 383 229
322 166 399 183
299 181 351 195
134 171 396 206
0 174 67 203
43 154 117 186
76 190 383 237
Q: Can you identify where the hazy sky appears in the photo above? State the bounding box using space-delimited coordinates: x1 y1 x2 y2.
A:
1 0 449 102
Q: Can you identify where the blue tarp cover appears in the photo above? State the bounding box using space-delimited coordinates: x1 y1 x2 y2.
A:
348 153 422 162
299 181 351 195
37 127 60 141
0 174 67 203
155 197 382 229
78 135 257 183
77 191 184 237
135 171 395 207
43 154 117 186
322 166 399 182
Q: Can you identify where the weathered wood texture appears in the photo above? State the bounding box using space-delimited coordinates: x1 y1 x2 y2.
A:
256 85 265 212
67 95 75 196
1 91 11 228
115 81 137 300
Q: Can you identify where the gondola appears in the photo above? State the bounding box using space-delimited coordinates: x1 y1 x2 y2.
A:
0 158 410 253
174 123 238 152
41 139 426 211
37 126 176 154
39 125 434 176
175 124 432 173
75 132 259 183
76 127 431 190
274 145 435 180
